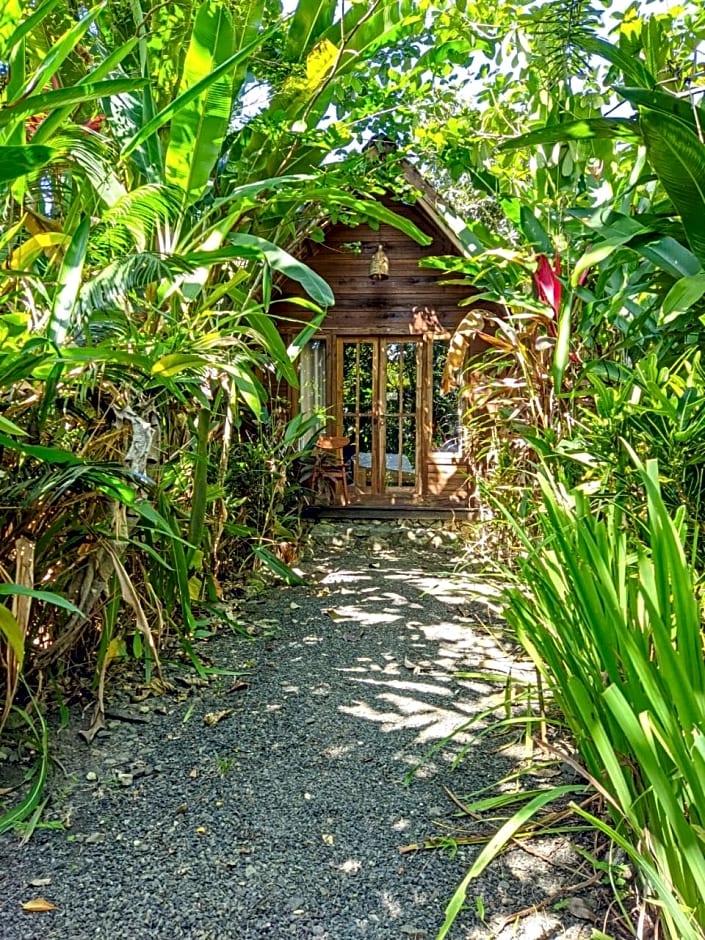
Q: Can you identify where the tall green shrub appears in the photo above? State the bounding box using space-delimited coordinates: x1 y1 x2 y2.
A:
503 456 705 938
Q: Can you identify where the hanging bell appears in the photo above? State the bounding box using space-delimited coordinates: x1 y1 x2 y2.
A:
369 244 389 280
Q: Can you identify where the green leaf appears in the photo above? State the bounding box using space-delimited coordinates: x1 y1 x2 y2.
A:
662 273 705 322
572 209 702 279
0 434 82 464
151 353 210 377
437 786 583 939
226 360 264 416
0 585 84 617
552 305 571 394
499 118 640 152
640 110 705 264
165 1 235 199
0 413 27 436
306 188 433 246
0 604 24 667
32 37 140 146
14 2 105 101
49 217 90 345
252 545 304 584
579 33 655 89
618 86 705 136
191 235 335 307
0 0 61 60
245 310 297 385
0 144 55 184
319 0 418 77
132 499 193 547
633 234 703 280
0 80 148 130
518 206 552 254
122 26 274 161
285 0 337 60
0 710 48 835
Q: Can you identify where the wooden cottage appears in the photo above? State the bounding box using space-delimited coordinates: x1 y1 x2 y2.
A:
277 162 489 512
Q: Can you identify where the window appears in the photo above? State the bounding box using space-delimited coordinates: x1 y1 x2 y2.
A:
298 340 327 442
432 340 463 453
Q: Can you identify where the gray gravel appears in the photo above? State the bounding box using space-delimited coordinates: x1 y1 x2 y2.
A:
0 535 598 940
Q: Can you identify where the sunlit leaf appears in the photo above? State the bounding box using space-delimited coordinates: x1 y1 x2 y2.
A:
0 605 24 666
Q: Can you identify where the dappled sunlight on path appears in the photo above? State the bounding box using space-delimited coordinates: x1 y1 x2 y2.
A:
310 553 531 748
1 537 592 940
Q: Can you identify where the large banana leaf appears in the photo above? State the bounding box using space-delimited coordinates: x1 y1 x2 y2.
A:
189 235 335 307
319 0 419 75
231 0 265 90
618 86 705 136
640 110 705 265
498 118 640 152
579 33 655 89
285 0 337 61
122 26 273 163
165 1 235 200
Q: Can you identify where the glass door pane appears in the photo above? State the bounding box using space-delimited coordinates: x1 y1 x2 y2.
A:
381 341 418 490
341 341 376 492
338 339 421 497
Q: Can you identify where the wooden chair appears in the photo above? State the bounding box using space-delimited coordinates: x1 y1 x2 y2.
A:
311 435 350 505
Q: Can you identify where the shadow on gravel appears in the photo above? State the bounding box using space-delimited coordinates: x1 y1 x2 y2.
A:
0 545 596 940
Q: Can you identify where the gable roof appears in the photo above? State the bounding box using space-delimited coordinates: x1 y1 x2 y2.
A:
396 159 469 256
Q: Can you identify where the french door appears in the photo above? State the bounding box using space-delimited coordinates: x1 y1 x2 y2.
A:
337 339 421 497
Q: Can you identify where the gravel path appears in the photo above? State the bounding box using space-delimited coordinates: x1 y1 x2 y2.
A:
1 535 598 940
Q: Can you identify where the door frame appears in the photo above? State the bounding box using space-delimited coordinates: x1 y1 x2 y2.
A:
289 330 471 508
334 336 425 500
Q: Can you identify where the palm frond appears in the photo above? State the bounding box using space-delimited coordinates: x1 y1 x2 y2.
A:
91 183 183 257
524 1 603 88
51 130 126 207
79 252 194 314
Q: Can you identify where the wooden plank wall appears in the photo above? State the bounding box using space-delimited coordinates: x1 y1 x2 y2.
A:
276 194 495 509
277 197 489 346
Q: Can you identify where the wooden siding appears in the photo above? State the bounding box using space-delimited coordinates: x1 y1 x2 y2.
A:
277 198 488 345
276 192 493 512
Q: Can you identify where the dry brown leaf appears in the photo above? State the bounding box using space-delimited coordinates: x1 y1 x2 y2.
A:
28 878 52 888
102 541 161 671
567 897 596 921
21 898 56 913
226 680 250 694
441 309 491 393
204 709 234 727
403 658 422 675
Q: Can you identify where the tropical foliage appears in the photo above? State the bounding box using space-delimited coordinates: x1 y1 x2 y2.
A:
405 3 705 936
0 0 441 735
3 0 705 936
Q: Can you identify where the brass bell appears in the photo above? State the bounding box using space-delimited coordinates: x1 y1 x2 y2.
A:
369 244 389 280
